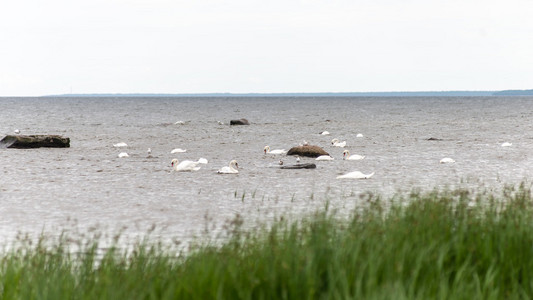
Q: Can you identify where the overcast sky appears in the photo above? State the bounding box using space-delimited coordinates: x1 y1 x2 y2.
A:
1 0 532 96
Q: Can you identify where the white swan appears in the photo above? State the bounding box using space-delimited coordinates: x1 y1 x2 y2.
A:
343 150 365 160
113 142 128 147
264 146 287 155
171 148 187 153
331 139 346 147
320 131 330 135
440 157 455 164
501 142 512 147
217 160 239 174
118 152 129 158
337 171 374 179
356 133 364 138
171 158 201 172
315 155 334 161
197 158 208 164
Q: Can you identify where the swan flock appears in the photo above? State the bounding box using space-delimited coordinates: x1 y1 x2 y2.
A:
120 128 485 180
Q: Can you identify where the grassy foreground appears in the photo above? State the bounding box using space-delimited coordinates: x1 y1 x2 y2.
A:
3 186 533 299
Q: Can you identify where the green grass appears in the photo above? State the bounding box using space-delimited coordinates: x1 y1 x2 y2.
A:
3 184 533 299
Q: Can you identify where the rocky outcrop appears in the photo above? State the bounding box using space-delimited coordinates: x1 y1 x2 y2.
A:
286 145 329 158
280 163 316 169
230 119 250 125
0 135 70 149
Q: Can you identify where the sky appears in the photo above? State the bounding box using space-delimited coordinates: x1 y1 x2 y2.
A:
1 0 533 96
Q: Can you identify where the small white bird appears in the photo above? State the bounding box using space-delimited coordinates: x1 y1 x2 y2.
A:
113 142 128 147
171 158 201 172
501 142 512 147
337 171 374 179
217 160 239 174
118 152 129 158
343 150 365 160
320 131 330 135
278 160 284 165
171 148 187 154
296 156 301 163
356 133 364 138
174 120 186 125
147 148 152 158
315 155 334 161
440 157 455 164
331 139 346 147
14 129 20 134
264 146 287 155
197 158 208 164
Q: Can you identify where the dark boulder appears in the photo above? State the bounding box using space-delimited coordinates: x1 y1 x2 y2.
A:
0 135 70 149
230 119 250 125
287 145 329 158
280 163 316 169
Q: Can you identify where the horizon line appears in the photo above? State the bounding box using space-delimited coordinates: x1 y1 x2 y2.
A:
38 89 533 97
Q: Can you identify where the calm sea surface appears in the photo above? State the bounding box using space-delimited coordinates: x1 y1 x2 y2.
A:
1 96 533 244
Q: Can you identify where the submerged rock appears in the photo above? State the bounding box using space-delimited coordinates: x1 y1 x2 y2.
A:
230 118 250 125
286 145 329 158
280 163 316 169
0 135 70 149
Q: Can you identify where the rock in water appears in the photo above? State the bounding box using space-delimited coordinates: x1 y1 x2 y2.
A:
280 163 316 169
230 118 250 125
286 145 329 158
0 135 70 149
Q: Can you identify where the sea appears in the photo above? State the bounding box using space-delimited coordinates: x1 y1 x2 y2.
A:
1 96 533 245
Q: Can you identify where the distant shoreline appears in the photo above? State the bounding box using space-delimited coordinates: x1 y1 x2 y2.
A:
42 90 533 97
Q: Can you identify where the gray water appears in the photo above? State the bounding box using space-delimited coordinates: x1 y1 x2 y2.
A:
1 96 533 244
